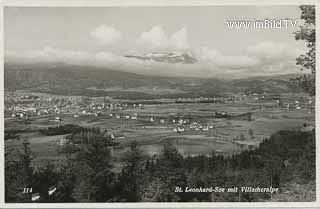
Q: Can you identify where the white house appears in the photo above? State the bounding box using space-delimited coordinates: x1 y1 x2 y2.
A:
58 138 67 146
177 127 185 133
202 126 209 131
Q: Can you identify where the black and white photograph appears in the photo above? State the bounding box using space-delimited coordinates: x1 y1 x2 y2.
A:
2 1 317 205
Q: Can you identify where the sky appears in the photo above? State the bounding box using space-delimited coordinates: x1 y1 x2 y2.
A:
4 6 308 78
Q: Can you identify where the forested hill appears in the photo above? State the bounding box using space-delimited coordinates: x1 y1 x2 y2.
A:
5 128 315 202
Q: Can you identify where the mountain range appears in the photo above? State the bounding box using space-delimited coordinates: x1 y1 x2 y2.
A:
4 62 303 99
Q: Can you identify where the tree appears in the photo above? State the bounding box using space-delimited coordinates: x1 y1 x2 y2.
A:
72 131 115 202
149 140 188 201
5 147 23 202
54 161 77 202
5 139 34 202
239 133 246 141
118 141 145 201
20 140 34 187
248 128 254 139
294 5 315 95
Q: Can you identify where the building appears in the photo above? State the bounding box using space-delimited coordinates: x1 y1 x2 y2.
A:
58 137 68 146
177 127 185 133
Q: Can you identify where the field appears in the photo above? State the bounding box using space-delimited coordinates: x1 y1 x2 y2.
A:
5 100 314 167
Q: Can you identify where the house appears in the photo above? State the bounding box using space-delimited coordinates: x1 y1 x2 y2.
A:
189 124 196 129
215 111 227 118
177 127 185 133
58 137 67 146
110 133 115 140
202 126 209 131
50 116 61 123
114 133 125 139
150 117 155 122
55 116 61 122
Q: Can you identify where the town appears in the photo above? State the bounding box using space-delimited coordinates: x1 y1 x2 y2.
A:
4 90 315 164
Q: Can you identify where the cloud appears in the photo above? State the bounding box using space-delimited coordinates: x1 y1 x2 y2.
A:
170 27 190 50
247 42 300 61
197 47 260 69
193 42 304 77
6 41 304 79
6 46 117 66
6 46 91 64
90 25 122 45
137 26 190 51
138 25 169 49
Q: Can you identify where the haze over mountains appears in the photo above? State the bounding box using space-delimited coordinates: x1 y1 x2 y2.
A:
5 62 303 99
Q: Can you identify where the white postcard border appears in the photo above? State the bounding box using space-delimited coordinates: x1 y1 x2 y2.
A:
0 0 319 208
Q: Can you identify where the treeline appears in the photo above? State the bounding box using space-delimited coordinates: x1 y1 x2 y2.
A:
5 128 315 202
39 124 87 136
5 124 85 141
5 129 23 141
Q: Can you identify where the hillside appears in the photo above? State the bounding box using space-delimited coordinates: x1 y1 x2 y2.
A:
5 62 303 98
